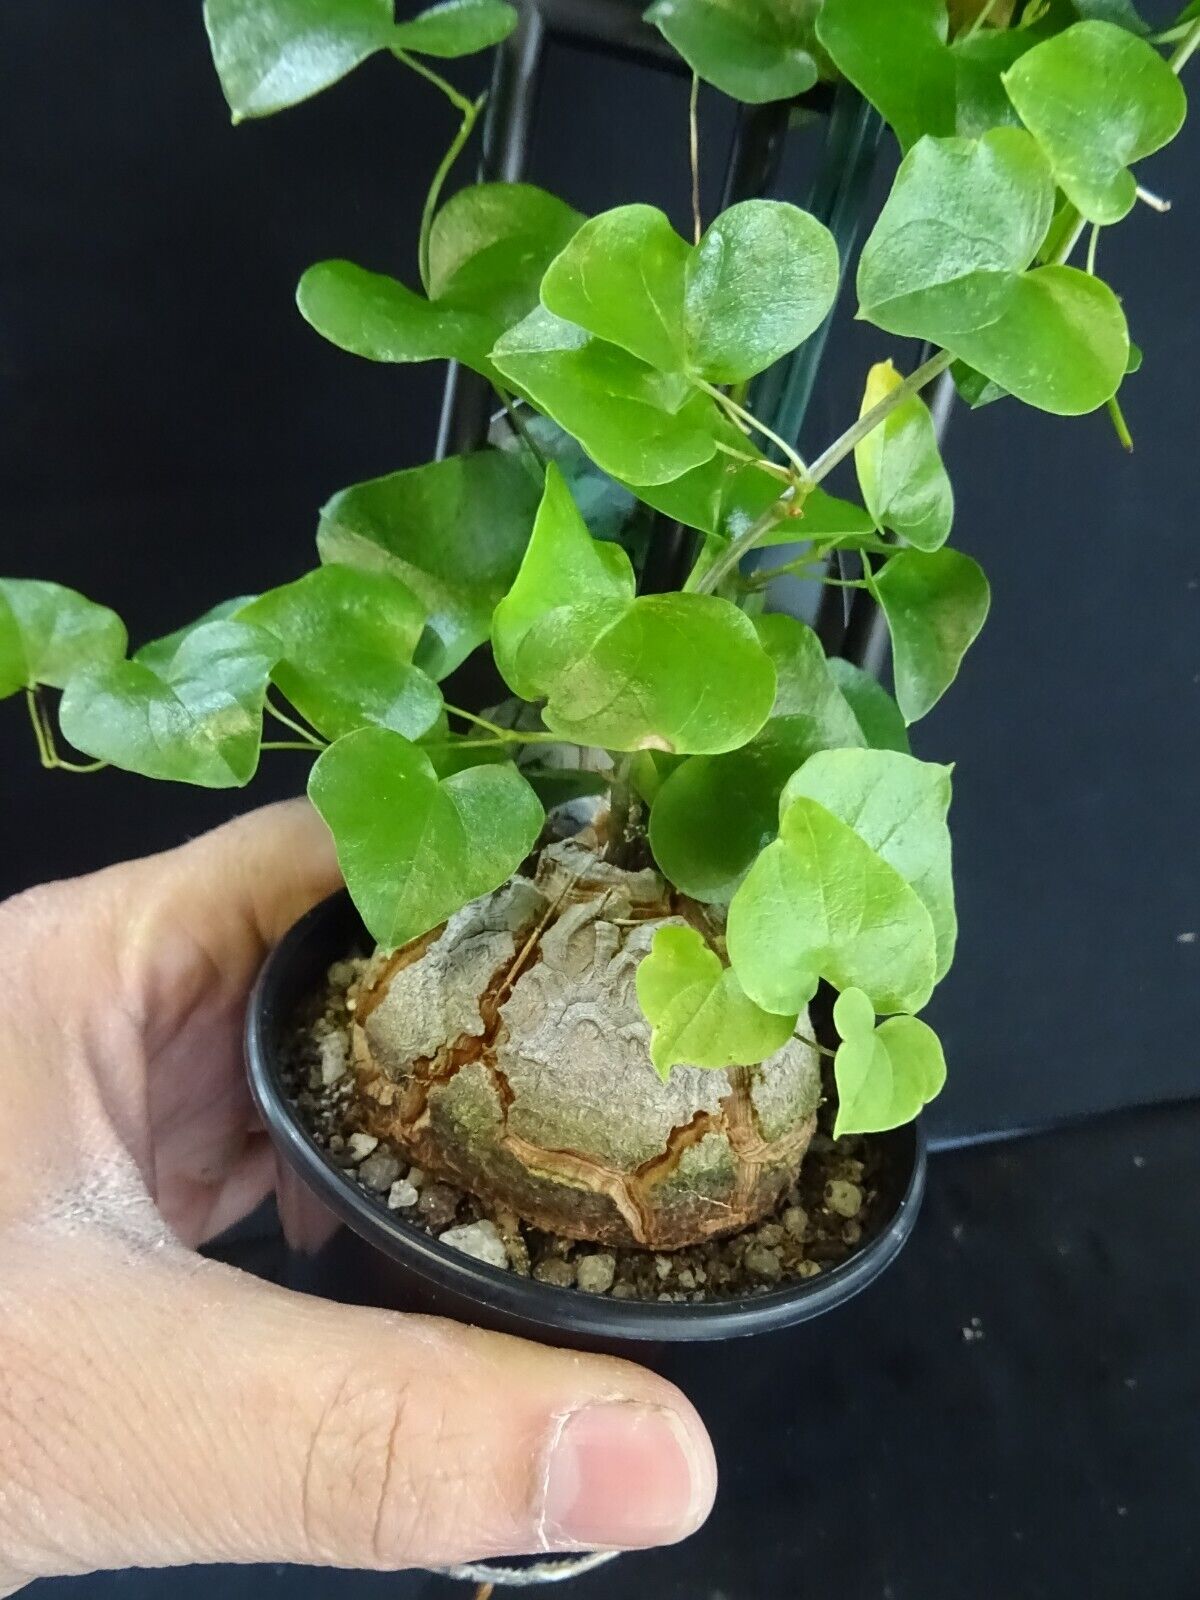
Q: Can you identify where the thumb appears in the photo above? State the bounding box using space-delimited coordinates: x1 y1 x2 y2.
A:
0 1235 717 1584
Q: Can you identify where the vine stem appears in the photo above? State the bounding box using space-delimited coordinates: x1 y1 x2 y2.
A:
962 0 1002 38
803 351 953 486
688 72 702 246
395 50 486 295
695 348 952 596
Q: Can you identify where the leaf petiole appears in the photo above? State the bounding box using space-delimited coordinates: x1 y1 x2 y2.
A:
711 437 793 481
696 379 809 482
795 1030 836 1060
395 50 487 294
24 686 52 768
442 704 564 744
1106 393 1134 452
748 558 869 590
265 695 327 748
496 388 549 471
1086 222 1101 276
25 686 106 772
1169 17 1200 74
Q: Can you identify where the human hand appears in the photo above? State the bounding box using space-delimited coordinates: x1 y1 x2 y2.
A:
0 801 716 1592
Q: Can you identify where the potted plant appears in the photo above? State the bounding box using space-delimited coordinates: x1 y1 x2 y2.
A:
4 0 1195 1347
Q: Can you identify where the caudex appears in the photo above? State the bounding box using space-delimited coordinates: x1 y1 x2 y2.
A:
4 0 1196 1249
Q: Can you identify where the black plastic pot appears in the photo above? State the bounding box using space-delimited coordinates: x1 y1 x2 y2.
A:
246 889 927 1353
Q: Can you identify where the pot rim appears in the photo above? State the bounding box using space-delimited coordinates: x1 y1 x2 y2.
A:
246 889 927 1342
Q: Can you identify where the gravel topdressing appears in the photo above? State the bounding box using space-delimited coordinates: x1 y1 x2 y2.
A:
281 956 891 1302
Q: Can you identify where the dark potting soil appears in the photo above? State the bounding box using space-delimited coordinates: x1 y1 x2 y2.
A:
280 956 890 1302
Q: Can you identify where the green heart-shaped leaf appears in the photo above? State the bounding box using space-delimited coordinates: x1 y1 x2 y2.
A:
855 359 953 552
818 0 1037 147
858 129 1128 414
135 597 257 672
540 205 691 374
297 260 499 376
494 412 639 542
826 659 911 754
391 0 518 57
872 547 990 724
518 591 776 755
649 617 864 902
755 615 866 736
428 183 584 325
541 201 838 385
649 723 834 905
684 200 839 383
782 748 956 979
950 360 1008 410
1072 0 1148 28
948 266 1128 414
817 0 955 151
492 464 635 700
316 451 543 680
832 988 947 1135
1003 21 1186 225
952 30 1033 139
645 0 822 104
238 565 442 740
727 796 938 1016
637 923 799 1079
59 619 278 787
203 0 394 121
308 727 544 948
0 579 126 699
491 308 721 485
860 126 1054 328
623 416 781 539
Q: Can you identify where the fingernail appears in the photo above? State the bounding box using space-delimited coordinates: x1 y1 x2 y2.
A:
540 1401 712 1550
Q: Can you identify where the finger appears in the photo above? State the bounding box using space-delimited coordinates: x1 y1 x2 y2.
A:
134 796 342 962
163 1132 278 1247
0 1237 716 1582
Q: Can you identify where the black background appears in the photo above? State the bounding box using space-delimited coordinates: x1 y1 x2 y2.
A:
3 1 1198 1139
3 4 1199 1595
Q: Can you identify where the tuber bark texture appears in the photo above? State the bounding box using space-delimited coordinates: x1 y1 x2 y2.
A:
350 840 821 1250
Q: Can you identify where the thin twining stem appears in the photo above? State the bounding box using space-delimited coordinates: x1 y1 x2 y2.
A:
688 72 702 246
695 349 953 595
697 380 809 482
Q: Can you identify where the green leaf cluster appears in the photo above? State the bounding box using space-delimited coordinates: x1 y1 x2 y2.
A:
12 0 1199 1142
204 0 518 120
492 197 838 484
